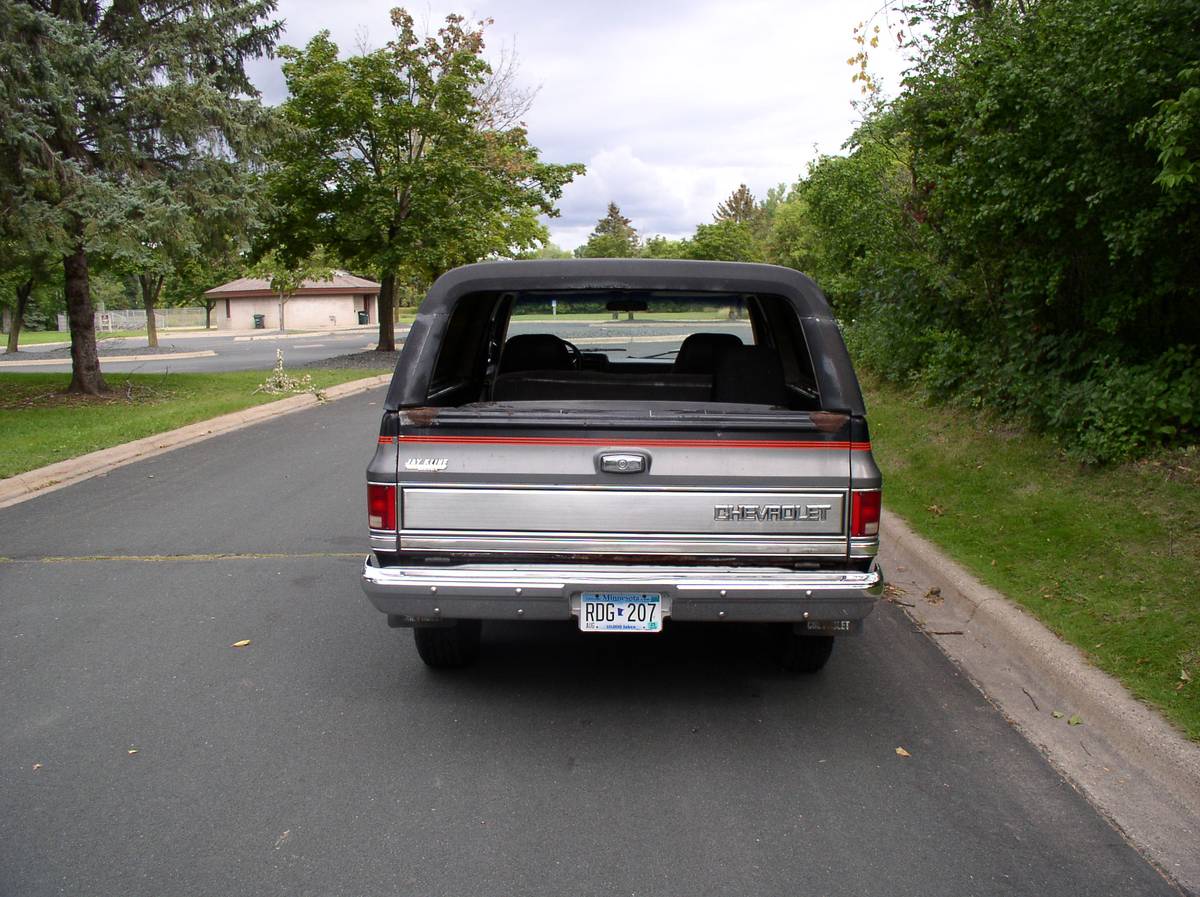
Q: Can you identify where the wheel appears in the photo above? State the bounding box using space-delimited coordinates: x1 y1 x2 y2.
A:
413 620 482 669
773 626 835 673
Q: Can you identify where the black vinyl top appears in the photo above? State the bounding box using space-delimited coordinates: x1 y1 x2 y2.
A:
384 259 866 414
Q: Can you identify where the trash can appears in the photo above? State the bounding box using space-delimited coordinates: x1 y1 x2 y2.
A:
253 314 265 329
357 310 369 325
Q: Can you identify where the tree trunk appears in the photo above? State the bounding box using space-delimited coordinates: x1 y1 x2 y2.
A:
377 272 396 352
278 291 285 332
64 242 108 395
140 273 164 348
5 279 33 354
203 300 214 329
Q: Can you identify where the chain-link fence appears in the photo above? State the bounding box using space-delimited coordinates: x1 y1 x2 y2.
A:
55 307 209 332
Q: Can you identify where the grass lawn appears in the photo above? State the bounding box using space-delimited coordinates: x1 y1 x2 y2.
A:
865 378 1200 740
15 329 141 346
0 368 388 479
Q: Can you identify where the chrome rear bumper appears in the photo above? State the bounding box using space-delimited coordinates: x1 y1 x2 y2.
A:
361 559 883 626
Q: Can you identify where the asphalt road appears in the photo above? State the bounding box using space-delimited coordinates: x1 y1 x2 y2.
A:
1 320 755 373
0 389 1179 897
2 329 382 374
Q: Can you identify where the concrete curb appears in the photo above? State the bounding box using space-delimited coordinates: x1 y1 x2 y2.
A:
881 508 1200 893
0 350 217 367
0 373 391 510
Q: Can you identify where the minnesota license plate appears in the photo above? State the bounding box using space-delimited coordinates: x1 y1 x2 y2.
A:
579 593 662 633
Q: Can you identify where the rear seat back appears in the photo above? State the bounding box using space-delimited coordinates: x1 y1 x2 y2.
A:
712 346 789 406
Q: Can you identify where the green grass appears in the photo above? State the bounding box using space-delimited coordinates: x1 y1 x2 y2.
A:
865 378 1200 740
15 329 140 346
0 369 387 479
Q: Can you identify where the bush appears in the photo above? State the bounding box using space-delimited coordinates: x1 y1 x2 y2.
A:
1064 347 1200 463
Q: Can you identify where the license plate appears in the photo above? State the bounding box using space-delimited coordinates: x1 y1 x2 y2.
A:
579 593 662 633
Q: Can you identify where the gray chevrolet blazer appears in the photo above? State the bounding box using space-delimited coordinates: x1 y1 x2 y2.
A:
361 259 883 671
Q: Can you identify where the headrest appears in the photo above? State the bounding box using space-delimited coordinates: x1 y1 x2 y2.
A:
500 333 575 373
673 332 744 374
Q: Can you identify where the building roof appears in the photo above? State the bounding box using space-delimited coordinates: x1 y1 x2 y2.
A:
205 271 380 299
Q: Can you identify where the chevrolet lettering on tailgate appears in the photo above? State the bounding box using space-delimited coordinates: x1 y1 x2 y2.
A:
713 503 832 523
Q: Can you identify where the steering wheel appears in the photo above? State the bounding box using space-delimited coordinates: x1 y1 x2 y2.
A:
561 338 583 370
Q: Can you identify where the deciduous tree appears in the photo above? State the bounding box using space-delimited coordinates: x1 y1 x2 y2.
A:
266 9 582 351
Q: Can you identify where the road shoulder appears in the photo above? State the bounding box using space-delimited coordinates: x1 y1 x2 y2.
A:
881 508 1200 894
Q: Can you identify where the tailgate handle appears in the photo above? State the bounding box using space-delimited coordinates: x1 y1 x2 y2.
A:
599 452 648 474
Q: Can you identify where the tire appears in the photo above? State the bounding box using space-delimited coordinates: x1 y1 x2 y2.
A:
773 626 835 673
413 620 482 669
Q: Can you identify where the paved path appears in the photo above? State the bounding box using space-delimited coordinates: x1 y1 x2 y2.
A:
0 389 1179 897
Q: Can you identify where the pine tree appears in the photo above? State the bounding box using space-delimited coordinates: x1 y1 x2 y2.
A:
0 0 280 393
714 184 759 225
577 202 640 258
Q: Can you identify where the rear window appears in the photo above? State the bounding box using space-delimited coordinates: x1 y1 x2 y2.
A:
504 293 754 365
424 290 821 410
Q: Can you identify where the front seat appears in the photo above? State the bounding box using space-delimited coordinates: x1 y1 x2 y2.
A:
673 332 743 374
499 333 576 373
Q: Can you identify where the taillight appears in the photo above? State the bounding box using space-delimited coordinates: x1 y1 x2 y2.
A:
851 490 881 537
367 484 397 530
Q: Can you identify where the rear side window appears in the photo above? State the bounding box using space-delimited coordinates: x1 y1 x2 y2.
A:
427 295 497 398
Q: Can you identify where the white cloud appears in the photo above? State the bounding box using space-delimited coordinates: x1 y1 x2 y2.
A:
252 0 910 250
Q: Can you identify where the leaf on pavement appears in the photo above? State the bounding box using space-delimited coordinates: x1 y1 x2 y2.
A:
32 763 42 770
1067 715 1083 726
1051 710 1065 719
127 749 138 755
232 639 251 648
895 746 911 758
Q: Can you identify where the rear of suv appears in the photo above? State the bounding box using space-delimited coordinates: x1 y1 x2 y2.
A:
361 259 883 671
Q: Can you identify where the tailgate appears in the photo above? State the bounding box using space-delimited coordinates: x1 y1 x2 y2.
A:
385 424 855 562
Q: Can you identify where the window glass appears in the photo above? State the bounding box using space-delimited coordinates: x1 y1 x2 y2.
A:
503 293 754 365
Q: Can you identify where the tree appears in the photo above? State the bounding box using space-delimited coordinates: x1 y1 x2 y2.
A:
576 202 640 258
168 235 248 329
0 236 55 353
250 247 334 332
266 10 583 351
120 161 264 345
0 0 280 393
714 183 760 225
640 235 691 259
687 220 763 263
516 242 573 259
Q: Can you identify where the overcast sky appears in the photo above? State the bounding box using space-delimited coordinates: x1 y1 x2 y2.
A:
248 1 908 251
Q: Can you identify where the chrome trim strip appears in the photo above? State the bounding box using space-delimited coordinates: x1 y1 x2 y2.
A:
849 538 879 558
